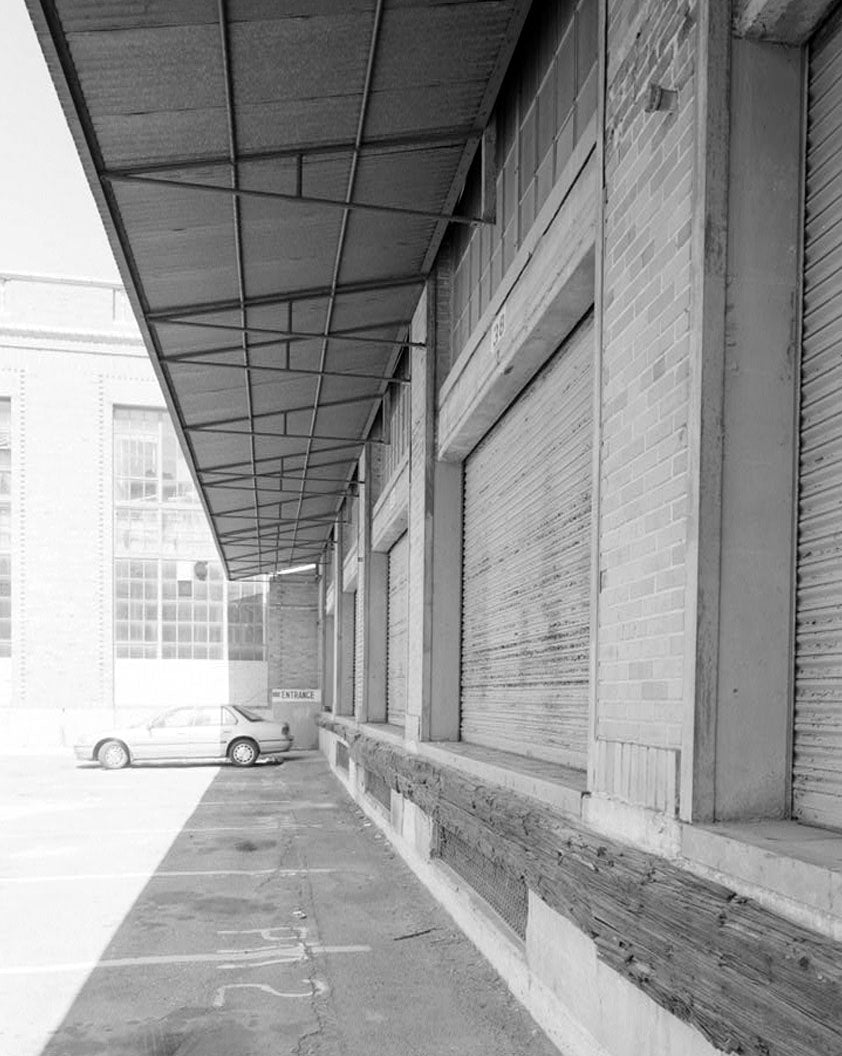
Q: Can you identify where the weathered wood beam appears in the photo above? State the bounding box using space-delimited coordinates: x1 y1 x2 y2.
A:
318 717 842 1056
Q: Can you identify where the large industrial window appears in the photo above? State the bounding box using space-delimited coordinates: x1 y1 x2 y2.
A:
113 407 266 661
447 0 598 367
227 580 267 661
161 560 224 660
0 401 11 657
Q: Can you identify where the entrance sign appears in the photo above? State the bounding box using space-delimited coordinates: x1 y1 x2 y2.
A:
272 689 321 704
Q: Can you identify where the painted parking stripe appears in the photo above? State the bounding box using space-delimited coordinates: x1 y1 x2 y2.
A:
0 867 337 883
0 823 298 837
0 944 372 976
196 800 339 810
0 824 321 839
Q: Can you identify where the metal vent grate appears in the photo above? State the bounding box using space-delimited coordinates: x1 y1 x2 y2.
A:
435 825 528 939
365 768 392 812
335 741 349 773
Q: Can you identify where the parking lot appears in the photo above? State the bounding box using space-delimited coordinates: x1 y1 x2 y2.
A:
0 750 558 1056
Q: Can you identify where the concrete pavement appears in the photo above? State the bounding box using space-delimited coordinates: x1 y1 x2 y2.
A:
0 750 561 1056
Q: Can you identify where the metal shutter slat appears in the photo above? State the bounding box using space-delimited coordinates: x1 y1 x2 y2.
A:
794 11 842 829
460 314 593 768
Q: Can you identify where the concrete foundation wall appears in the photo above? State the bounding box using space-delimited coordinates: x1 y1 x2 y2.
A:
319 725 722 1056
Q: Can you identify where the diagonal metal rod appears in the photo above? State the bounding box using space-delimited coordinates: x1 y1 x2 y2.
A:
206 472 352 487
188 390 382 432
146 275 425 322
216 500 344 521
215 492 350 515
227 561 324 576
165 356 410 386
156 316 423 349
221 520 335 535
153 316 423 349
219 536 327 553
227 536 330 549
105 171 494 227
199 447 361 475
219 517 337 538
103 125 478 177
207 482 351 497
162 326 408 358
227 559 323 573
208 472 358 487
188 424 383 444
283 455 362 473
218 512 300 522
222 522 335 535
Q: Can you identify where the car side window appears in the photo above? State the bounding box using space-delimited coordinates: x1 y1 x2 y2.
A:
192 707 220 727
221 706 237 724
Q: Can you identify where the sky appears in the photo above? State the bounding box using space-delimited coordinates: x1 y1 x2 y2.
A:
0 0 119 281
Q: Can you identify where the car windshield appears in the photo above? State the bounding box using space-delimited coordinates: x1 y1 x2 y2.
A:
232 705 266 722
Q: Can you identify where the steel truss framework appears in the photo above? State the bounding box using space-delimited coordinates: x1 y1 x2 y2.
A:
34 0 529 572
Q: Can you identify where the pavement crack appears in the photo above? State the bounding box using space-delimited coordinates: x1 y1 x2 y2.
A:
393 926 439 942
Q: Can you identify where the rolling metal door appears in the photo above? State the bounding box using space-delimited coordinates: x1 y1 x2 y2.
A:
386 533 409 726
461 315 593 767
795 10 842 829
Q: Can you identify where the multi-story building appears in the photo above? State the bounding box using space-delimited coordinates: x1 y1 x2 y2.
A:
0 272 276 746
29 1 842 1054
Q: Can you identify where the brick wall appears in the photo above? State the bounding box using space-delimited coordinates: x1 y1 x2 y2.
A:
267 573 319 690
596 2 697 761
0 275 149 722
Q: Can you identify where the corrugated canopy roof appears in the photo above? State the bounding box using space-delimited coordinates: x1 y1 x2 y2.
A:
28 0 529 576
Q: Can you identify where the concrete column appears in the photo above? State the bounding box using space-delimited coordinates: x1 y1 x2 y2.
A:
332 518 353 717
355 445 387 724
713 37 801 820
340 589 355 715
318 559 333 713
406 279 463 745
322 611 334 713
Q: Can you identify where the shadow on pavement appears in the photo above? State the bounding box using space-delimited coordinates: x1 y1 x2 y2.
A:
36 754 321 1056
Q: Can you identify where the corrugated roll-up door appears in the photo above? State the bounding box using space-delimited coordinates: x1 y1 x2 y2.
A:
386 533 409 726
461 314 593 768
794 9 842 830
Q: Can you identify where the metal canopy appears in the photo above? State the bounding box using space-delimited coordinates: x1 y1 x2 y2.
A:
29 0 530 575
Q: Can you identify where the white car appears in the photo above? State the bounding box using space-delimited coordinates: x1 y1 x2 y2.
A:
75 704 293 769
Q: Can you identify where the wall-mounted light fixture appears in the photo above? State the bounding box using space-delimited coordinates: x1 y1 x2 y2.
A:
644 83 678 113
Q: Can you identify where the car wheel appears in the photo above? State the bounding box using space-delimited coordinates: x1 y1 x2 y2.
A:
97 740 129 770
229 738 258 767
